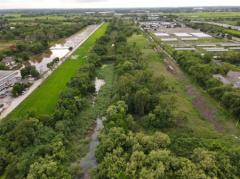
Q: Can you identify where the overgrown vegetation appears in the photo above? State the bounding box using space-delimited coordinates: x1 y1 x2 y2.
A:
172 51 240 118
187 21 240 39
20 66 40 79
92 19 240 179
12 83 31 97
0 23 108 178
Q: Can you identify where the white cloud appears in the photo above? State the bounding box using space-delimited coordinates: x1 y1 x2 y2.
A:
0 0 240 9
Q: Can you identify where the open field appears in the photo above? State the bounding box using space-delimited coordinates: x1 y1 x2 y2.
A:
4 14 70 21
0 41 16 52
7 23 108 119
172 12 240 18
220 20 240 26
128 34 240 140
171 12 240 27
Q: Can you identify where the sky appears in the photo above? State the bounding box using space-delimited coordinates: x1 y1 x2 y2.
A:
0 0 240 9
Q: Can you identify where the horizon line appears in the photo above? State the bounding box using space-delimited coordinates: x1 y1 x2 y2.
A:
1 5 240 10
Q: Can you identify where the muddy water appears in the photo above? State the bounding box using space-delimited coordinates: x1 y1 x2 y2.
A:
95 78 105 95
30 25 99 74
79 78 105 179
30 46 69 74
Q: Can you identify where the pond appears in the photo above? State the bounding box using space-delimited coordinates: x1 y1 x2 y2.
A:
30 25 99 74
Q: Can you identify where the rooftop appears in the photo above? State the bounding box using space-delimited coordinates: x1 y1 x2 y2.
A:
191 33 212 38
2 56 16 63
0 70 19 80
203 47 228 52
227 71 240 83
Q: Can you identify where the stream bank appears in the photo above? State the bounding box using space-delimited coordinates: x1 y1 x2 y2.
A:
71 64 114 179
79 78 105 179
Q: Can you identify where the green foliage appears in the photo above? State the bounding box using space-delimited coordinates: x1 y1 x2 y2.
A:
146 95 177 129
174 51 240 118
12 83 31 97
95 126 238 179
0 149 8 175
224 29 240 38
0 23 109 178
94 19 240 179
0 62 7 70
47 57 59 69
20 66 40 79
27 157 71 179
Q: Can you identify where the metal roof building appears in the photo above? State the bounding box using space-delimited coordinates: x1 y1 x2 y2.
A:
0 70 20 92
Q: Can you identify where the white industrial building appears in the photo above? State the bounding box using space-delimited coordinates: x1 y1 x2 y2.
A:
0 70 21 92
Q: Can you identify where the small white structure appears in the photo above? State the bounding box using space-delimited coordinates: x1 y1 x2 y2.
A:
196 44 217 47
175 48 196 51
161 38 178 42
220 43 240 47
0 70 21 92
174 33 192 37
181 38 198 41
191 33 212 38
203 48 228 52
155 33 170 37
229 47 240 50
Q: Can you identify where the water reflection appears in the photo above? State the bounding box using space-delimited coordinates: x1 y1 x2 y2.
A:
30 46 69 74
30 25 98 74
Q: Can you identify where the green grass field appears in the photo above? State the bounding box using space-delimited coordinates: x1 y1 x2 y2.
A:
0 40 16 52
8 23 108 119
224 29 240 38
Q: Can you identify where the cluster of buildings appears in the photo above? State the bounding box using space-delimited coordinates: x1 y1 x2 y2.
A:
0 55 20 96
140 21 180 31
0 70 21 94
0 70 21 114
0 56 20 96
1 56 17 69
142 20 240 90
